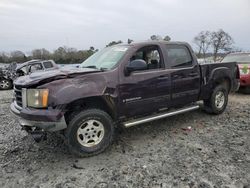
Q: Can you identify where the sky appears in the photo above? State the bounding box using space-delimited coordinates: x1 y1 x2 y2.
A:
0 0 249 53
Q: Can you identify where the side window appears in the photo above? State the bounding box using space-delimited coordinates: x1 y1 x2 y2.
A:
16 66 27 76
29 63 43 73
43 61 53 69
130 46 163 70
20 66 27 74
166 45 192 68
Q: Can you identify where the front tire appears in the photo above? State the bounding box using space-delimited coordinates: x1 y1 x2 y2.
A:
0 79 12 90
203 85 228 114
65 109 114 157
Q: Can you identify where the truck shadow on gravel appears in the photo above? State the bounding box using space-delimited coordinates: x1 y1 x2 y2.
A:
4 108 209 160
3 108 205 160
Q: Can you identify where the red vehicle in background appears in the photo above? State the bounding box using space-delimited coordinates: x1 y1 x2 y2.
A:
222 53 250 93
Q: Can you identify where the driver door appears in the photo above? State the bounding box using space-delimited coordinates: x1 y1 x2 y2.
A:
119 45 171 118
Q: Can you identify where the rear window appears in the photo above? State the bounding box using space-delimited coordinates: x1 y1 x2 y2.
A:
222 54 250 64
43 61 53 68
165 45 192 68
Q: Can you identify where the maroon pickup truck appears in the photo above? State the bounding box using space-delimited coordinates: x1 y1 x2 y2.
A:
10 41 239 157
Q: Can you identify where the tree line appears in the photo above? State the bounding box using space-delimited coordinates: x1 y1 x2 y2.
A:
0 46 98 64
0 29 237 64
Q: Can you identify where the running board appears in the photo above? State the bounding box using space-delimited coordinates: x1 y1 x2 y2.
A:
123 105 200 128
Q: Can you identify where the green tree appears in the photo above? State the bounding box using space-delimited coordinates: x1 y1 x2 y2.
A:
150 35 162 40
10 50 26 63
164 35 171 41
106 40 122 47
32 48 50 59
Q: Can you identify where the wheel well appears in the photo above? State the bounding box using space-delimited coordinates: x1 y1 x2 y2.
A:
64 97 115 123
214 77 231 92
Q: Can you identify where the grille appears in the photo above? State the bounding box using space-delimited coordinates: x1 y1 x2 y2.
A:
14 85 23 107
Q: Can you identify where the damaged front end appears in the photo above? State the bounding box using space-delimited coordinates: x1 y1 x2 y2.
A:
22 126 47 143
10 84 67 142
10 66 107 142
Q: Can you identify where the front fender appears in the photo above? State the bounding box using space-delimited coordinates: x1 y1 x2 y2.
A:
39 75 118 107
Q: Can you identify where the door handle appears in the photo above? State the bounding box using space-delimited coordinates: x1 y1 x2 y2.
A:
157 75 169 80
188 73 198 77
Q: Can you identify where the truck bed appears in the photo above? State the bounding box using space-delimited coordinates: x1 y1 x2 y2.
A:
199 62 239 100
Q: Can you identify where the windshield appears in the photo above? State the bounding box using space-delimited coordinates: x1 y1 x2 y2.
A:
80 46 128 70
222 54 250 64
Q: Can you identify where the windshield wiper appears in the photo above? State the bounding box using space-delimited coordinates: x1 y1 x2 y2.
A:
81 65 98 69
82 65 108 71
100 67 108 71
82 65 109 71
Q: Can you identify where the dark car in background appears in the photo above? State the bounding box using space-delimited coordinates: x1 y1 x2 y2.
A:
0 60 58 90
222 53 250 93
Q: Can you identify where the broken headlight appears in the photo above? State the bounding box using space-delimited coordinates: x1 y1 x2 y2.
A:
27 89 49 108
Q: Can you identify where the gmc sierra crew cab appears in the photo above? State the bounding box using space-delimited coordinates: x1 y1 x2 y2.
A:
10 41 239 157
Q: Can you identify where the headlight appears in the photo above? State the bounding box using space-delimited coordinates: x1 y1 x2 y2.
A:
27 89 49 108
240 65 250 75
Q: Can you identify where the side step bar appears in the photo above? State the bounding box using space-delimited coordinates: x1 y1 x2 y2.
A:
123 105 200 128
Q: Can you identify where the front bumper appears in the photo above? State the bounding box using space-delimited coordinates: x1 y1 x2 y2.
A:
10 101 67 132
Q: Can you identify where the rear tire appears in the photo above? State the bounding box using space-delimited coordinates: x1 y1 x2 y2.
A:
65 109 114 157
203 85 228 114
0 79 12 90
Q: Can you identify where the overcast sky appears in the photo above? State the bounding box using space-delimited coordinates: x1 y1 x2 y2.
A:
0 0 249 53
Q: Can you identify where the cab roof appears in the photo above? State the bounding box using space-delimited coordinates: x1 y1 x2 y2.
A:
118 40 190 47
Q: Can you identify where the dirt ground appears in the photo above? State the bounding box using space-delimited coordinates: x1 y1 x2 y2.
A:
0 90 249 188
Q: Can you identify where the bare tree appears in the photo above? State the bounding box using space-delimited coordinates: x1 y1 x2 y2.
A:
193 31 211 59
211 29 234 61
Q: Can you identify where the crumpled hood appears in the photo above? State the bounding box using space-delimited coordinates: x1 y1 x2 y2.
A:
14 67 100 87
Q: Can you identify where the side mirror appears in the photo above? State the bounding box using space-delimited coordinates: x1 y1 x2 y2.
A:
125 59 147 76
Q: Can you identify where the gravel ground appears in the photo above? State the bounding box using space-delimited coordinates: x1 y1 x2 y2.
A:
0 90 249 188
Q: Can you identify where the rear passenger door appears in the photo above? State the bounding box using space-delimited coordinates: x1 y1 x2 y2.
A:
165 44 200 107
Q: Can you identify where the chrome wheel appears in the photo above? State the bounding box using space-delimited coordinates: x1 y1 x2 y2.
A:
0 80 10 89
215 91 225 109
77 120 105 147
